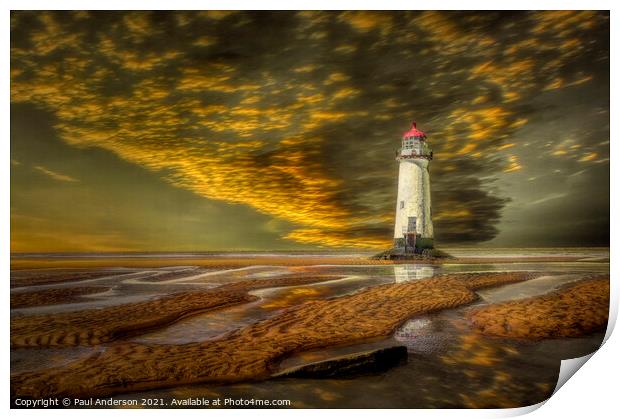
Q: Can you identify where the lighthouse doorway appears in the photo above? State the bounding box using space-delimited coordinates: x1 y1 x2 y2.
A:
403 217 417 253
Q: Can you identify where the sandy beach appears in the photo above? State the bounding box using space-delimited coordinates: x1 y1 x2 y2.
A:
12 271 540 398
11 274 342 348
468 276 609 339
9 250 610 407
10 269 123 288
10 286 111 309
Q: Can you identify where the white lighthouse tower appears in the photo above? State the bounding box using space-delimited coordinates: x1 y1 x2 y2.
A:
393 121 434 252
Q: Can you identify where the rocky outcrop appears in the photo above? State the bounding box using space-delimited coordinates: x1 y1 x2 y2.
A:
273 346 408 378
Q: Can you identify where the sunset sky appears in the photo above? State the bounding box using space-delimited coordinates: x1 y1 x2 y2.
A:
10 11 609 252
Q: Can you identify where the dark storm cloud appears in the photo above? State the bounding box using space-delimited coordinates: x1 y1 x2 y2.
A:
10 11 609 250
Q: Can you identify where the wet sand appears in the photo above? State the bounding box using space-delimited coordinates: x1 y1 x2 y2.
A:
11 287 110 309
12 272 538 398
11 274 341 348
10 269 124 288
468 276 609 339
446 271 542 290
10 255 592 271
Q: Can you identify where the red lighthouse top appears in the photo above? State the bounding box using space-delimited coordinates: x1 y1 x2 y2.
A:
403 121 426 139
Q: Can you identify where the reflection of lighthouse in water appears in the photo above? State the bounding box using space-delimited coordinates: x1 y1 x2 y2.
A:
393 121 434 253
394 316 446 354
393 265 436 283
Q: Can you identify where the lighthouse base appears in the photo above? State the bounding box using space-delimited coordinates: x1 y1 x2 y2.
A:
393 237 434 251
371 246 452 261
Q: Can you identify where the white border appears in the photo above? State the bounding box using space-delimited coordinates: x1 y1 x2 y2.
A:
3 2 616 418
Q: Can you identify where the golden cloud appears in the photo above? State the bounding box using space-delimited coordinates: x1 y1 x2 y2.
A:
11 11 395 248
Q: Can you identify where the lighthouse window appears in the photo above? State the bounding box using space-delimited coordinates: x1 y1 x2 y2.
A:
400 201 404 209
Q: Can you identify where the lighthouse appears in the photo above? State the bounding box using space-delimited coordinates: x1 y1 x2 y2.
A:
393 121 434 253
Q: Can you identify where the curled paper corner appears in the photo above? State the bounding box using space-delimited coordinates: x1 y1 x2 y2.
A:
500 400 546 417
549 308 615 400
528 300 616 414
504 325 614 416
602 296 617 345
552 352 595 395
550 308 616 395
497 353 598 417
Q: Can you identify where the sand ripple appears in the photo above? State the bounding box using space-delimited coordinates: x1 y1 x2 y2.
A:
12 272 537 398
468 276 609 339
11 275 341 348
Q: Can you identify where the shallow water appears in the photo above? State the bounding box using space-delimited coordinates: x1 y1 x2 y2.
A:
10 249 609 408
134 273 400 344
